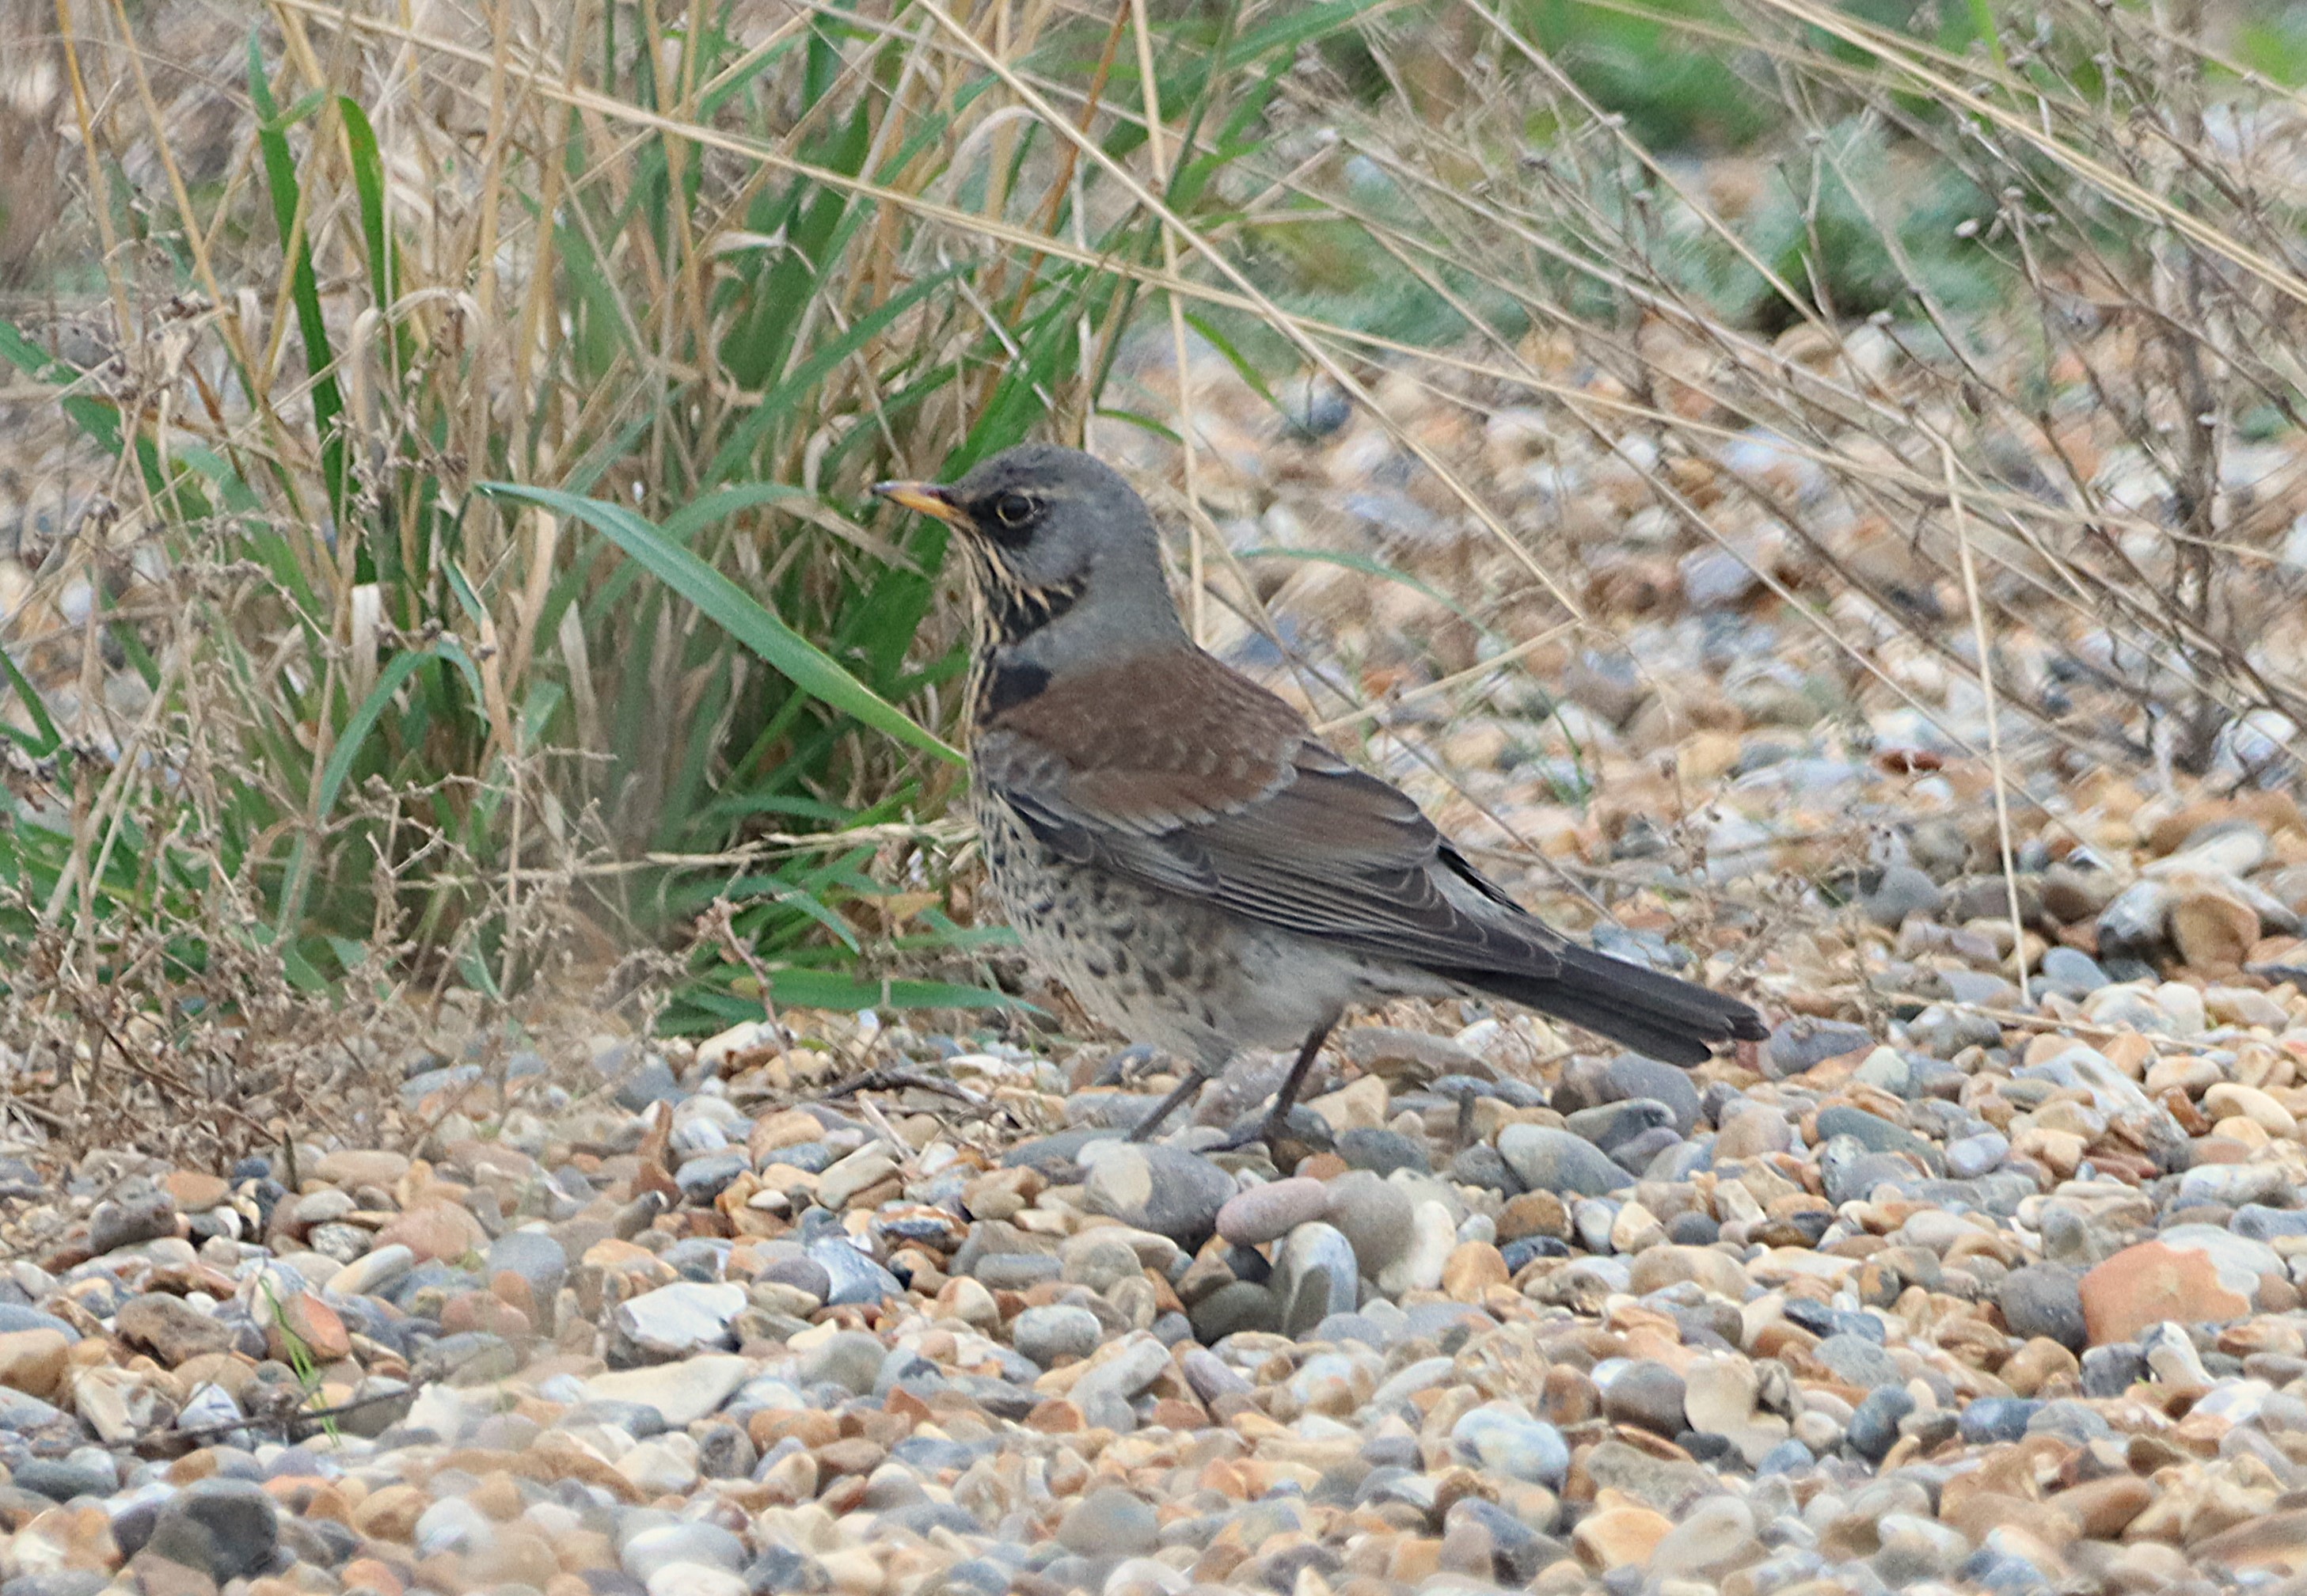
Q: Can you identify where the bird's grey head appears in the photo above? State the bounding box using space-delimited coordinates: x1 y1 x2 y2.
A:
875 443 1187 666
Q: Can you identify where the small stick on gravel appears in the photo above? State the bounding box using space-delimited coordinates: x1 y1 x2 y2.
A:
822 1066 987 1108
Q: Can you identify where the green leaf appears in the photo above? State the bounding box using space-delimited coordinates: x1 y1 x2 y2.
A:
0 317 124 454
249 32 351 530
1091 408 1184 445
477 482 962 764
659 482 815 544
764 969 1027 1013
272 644 446 940
442 560 488 631
338 97 398 318
281 943 330 992
173 444 263 512
1181 312 1282 409
705 268 958 484
0 648 62 757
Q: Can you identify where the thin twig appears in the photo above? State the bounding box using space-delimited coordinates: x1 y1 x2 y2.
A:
1945 441 2032 1005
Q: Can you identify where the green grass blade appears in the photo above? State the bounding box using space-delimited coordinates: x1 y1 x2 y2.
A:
274 644 443 941
0 318 124 456
0 650 62 756
1182 311 1281 408
316 648 439 819
249 32 350 531
338 98 399 329
477 482 962 765
703 268 957 484
659 482 815 543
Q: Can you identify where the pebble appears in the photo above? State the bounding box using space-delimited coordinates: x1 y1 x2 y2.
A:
1814 1332 1903 1389
1766 1017 1875 1074
808 1237 903 1305
1336 1126 1429 1173
1847 1385 1915 1460
1946 1130 2009 1178
1651 1495 1762 1579
1013 1305 1103 1366
1275 1222 1362 1336
615 1279 744 1355
143 1478 279 1584
1600 1358 1686 1435
798 1328 887 1395
1080 1142 1233 1244
1058 1487 1159 1557
1815 1103 1945 1172
1214 1176 1327 1244
1716 1101 1792 1157
1604 1053 1704 1131
1496 1123 1633 1195
1323 1169 1416 1278
1190 1279 1280 1341
1998 1263 2088 1350
1864 864 1944 929
1451 1404 1570 1486
2078 1233 2263 1343
583 1352 751 1426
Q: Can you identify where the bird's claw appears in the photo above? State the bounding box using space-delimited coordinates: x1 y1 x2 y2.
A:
1209 1104 1334 1165
1204 1115 1290 1154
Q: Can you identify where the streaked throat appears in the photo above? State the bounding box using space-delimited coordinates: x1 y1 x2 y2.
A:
961 554 1083 725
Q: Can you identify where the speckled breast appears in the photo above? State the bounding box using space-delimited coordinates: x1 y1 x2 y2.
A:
967 781 1245 1065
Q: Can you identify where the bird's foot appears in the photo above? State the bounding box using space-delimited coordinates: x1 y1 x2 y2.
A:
1094 1043 1163 1089
1203 1116 1282 1155
1209 1104 1335 1165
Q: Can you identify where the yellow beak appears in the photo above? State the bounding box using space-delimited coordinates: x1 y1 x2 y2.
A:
872 481 964 523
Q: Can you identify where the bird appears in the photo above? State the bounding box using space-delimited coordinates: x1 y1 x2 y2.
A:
874 443 1767 1149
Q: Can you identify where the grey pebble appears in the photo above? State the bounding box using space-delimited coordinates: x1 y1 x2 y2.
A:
1013 1305 1103 1367
969 1253 1062 1292
143 1478 279 1584
1997 1264 2086 1351
1335 1127 1429 1176
1944 1132 2009 1179
1815 1105 1945 1174
1276 1222 1362 1338
1324 1170 1416 1279
1191 1281 1280 1343
798 1330 886 1396
807 1239 903 1306
1813 1332 1902 1389
1497 1124 1632 1197
1765 1019 1876 1077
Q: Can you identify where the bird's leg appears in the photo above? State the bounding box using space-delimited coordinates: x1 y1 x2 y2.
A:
1254 1022 1333 1144
1126 1066 1209 1142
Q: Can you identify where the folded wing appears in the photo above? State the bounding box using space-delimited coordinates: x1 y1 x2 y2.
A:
975 652 1560 972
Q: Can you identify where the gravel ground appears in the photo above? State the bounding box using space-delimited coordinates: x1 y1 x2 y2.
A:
3 925 2307 1596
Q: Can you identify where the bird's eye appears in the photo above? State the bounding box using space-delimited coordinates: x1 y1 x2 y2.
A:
992 492 1037 529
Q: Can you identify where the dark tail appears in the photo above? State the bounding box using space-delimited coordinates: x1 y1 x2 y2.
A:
1444 944 1768 1066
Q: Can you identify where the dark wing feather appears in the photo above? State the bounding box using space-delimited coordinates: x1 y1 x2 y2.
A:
975 652 1566 978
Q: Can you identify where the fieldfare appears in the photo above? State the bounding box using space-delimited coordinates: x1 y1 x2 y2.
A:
876 443 1766 1146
